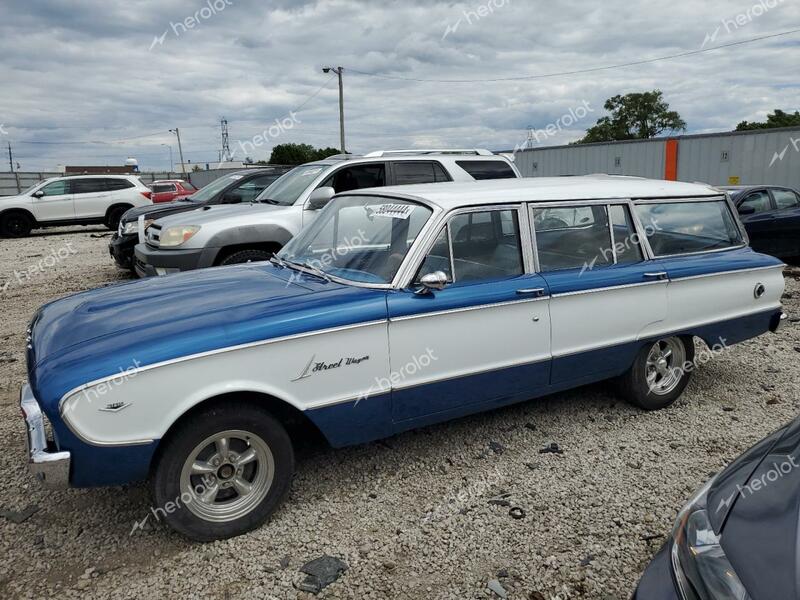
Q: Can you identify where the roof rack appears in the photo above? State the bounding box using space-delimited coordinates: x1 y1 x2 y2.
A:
363 149 495 158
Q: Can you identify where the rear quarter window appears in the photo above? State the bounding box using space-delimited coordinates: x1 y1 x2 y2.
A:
455 160 517 180
634 199 743 256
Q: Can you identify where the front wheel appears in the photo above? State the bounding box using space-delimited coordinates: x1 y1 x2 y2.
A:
150 403 294 541
617 336 694 410
0 212 34 237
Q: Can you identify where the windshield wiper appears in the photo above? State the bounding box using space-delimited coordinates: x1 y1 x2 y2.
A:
269 256 288 269
282 258 331 282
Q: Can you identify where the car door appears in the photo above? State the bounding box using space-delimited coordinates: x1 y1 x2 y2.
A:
530 201 668 385
736 189 778 256
768 188 800 257
30 179 75 222
72 178 112 219
387 205 551 426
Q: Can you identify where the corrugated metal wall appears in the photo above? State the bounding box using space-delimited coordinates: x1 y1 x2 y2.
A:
514 127 800 189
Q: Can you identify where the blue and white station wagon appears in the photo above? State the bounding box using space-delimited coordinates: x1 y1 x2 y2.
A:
22 176 786 540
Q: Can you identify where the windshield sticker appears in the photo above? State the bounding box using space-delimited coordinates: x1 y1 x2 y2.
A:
366 204 414 220
229 175 244 180
301 168 323 177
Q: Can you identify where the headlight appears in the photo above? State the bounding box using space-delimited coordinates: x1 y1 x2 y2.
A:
159 225 201 247
121 221 138 235
671 478 751 600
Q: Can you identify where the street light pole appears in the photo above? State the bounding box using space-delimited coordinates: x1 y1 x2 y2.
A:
322 66 346 154
170 128 186 175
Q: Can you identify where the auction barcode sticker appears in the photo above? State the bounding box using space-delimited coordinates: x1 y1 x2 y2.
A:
369 204 414 219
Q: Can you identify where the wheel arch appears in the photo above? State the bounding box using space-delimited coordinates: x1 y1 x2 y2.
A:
105 203 134 220
148 390 329 475
213 241 284 265
0 207 37 225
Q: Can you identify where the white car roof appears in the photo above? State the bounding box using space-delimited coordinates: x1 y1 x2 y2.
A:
346 175 721 210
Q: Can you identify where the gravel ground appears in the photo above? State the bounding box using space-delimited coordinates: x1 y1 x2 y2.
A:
1 226 798 600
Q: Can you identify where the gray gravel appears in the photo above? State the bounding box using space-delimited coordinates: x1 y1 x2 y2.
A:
1 226 799 599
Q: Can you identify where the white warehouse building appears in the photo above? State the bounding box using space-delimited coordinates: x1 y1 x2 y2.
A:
509 126 800 189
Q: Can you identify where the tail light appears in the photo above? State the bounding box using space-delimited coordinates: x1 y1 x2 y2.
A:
140 191 152 200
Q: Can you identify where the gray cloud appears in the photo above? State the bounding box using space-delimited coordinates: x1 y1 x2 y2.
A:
1 0 798 170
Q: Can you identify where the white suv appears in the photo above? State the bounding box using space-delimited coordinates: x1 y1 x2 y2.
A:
134 150 520 276
0 175 153 237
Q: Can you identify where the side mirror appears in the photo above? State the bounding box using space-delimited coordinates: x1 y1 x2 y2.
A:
737 205 756 215
32 190 45 199
414 271 449 294
306 187 335 211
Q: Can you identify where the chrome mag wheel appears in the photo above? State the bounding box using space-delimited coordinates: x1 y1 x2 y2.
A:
179 430 275 523
645 337 687 396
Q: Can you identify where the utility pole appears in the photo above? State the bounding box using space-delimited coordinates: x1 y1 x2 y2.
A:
322 66 346 153
170 128 186 175
220 118 231 162
7 142 13 172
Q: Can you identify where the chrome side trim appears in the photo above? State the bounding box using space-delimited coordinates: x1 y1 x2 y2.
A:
670 264 785 282
57 319 389 416
389 296 550 323
551 279 667 298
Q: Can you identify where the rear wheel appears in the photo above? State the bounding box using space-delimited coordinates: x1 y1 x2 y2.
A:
218 249 274 266
0 212 34 238
617 336 694 410
150 403 294 542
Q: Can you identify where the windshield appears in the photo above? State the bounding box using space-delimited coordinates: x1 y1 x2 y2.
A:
186 174 246 203
255 164 330 206
22 179 52 195
278 195 433 285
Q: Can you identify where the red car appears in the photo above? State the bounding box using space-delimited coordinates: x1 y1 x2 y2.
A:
149 179 198 204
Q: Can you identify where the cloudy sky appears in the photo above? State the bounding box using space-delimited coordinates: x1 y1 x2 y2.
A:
1 0 799 171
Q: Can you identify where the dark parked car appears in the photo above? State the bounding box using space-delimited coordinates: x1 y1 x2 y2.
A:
634 413 800 599
109 167 292 270
723 185 800 259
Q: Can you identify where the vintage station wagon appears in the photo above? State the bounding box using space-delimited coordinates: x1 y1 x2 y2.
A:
21 176 786 540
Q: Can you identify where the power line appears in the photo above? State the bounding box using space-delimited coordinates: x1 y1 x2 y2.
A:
347 28 800 83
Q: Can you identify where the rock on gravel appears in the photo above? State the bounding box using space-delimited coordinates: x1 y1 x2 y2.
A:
295 555 348 593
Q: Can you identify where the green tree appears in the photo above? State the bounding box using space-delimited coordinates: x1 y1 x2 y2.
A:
268 144 345 165
577 90 686 144
736 109 800 131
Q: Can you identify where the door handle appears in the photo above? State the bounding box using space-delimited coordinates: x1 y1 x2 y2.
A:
643 272 669 281
517 288 546 297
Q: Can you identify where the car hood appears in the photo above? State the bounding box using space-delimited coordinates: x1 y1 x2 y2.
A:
708 416 800 600
28 263 387 413
0 192 29 205
153 202 294 229
121 200 199 224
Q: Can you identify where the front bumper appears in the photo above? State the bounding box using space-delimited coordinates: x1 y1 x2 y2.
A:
632 542 681 600
108 232 137 269
20 384 71 489
134 243 210 277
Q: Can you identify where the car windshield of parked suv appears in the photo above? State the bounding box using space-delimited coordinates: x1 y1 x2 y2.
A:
184 174 245 203
255 164 332 206
277 195 433 284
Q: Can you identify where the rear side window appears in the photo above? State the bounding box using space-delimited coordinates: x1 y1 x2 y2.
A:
456 160 516 180
393 161 452 185
773 189 800 210
323 164 386 193
70 179 107 194
104 178 135 191
533 205 613 271
151 183 176 193
634 200 743 256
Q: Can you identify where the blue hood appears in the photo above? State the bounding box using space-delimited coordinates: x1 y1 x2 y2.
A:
29 263 388 412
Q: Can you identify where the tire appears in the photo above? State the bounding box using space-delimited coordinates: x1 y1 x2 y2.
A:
218 249 274 266
150 403 294 542
105 206 128 231
0 211 34 238
617 336 695 411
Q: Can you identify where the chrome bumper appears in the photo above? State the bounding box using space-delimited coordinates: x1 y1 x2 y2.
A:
20 384 71 489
